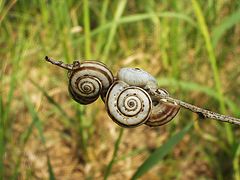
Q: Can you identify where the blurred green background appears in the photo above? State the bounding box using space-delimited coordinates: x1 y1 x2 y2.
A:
1 0 240 179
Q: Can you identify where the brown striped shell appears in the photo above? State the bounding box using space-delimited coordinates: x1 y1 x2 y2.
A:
68 61 114 105
145 99 180 127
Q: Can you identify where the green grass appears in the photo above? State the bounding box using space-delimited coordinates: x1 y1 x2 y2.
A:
191 0 233 146
22 91 55 180
102 0 127 61
104 128 124 180
132 123 193 179
212 8 240 48
83 0 91 59
1 0 240 179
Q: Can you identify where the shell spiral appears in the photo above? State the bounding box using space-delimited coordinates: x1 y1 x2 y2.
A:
68 61 114 105
116 67 180 127
106 81 152 128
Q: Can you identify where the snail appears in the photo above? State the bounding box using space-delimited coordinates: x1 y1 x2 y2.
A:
45 56 240 127
45 56 114 105
117 67 158 89
105 80 152 128
145 99 180 127
105 67 180 127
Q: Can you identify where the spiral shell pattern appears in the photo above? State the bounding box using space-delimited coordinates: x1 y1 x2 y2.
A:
69 76 102 105
106 81 152 128
68 61 114 104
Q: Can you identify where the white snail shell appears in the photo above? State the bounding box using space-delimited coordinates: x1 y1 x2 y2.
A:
117 67 158 89
105 81 152 128
68 61 114 105
117 67 180 127
145 99 180 127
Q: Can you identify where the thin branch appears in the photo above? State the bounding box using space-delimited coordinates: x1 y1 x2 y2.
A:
44 56 80 70
151 89 240 126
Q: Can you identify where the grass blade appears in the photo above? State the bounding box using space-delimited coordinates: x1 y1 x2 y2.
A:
23 91 56 180
95 0 110 56
73 11 196 46
104 128 124 180
102 0 127 61
1 22 27 179
0 95 4 179
29 79 75 127
83 0 91 59
191 0 233 144
212 9 240 47
131 123 193 180
0 0 17 24
47 155 56 180
191 0 224 110
120 12 196 26
233 143 240 180
12 93 43 179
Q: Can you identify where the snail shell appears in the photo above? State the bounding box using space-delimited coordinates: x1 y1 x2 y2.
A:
68 61 114 105
105 81 152 128
117 67 158 89
145 99 180 127
117 67 180 127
